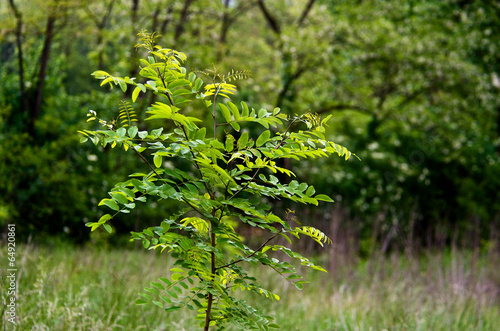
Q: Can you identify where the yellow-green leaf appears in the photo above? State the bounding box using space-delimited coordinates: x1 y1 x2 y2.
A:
218 104 232 122
225 135 235 152
256 130 271 147
132 86 142 102
315 194 334 202
228 101 240 120
98 198 119 211
153 155 162 168
237 131 249 149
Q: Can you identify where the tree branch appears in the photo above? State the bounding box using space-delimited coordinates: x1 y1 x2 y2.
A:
257 0 281 35
297 0 316 27
276 62 310 108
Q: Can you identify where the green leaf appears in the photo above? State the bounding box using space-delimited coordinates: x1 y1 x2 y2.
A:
225 135 235 152
229 121 240 131
171 273 184 281
91 70 109 79
218 103 232 122
172 88 191 96
128 126 138 138
228 101 240 120
152 300 163 308
132 86 141 102
98 198 120 211
98 214 112 223
194 77 203 91
237 131 249 149
294 280 308 290
167 290 178 299
116 127 127 137
161 221 170 232
169 79 191 89
137 83 146 93
159 277 171 285
118 78 127 92
151 127 163 138
195 127 206 140
170 267 184 273
135 299 148 305
192 299 203 308
112 192 129 204
164 306 181 312
315 194 334 202
151 282 165 290
241 101 249 117
256 130 271 147
102 224 112 233
146 80 158 92
305 186 316 197
153 155 162 168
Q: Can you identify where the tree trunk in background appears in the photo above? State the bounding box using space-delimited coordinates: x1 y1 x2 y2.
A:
32 12 56 136
174 0 194 44
8 0 26 117
257 0 281 35
216 1 256 62
129 0 140 78
297 0 316 27
85 0 115 69
216 0 231 62
159 4 174 35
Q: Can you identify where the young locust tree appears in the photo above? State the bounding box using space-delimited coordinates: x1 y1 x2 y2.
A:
80 32 355 330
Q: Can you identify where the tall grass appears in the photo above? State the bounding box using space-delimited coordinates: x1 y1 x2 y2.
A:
1 243 498 330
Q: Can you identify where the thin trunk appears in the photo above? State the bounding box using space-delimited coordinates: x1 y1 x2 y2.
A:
32 13 56 135
8 0 26 115
204 215 217 331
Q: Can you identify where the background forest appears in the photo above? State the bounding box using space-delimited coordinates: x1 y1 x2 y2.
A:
1 0 500 330
2 0 499 251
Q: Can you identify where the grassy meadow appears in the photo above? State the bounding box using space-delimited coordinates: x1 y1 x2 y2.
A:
1 243 499 330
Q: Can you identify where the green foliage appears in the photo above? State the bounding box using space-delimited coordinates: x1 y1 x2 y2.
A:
80 32 354 330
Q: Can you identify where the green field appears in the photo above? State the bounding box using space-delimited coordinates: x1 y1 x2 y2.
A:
1 244 498 330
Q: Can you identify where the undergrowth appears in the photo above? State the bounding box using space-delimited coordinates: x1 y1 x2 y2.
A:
0 244 498 330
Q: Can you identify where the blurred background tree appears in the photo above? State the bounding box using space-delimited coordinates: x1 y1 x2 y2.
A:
1 0 498 252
